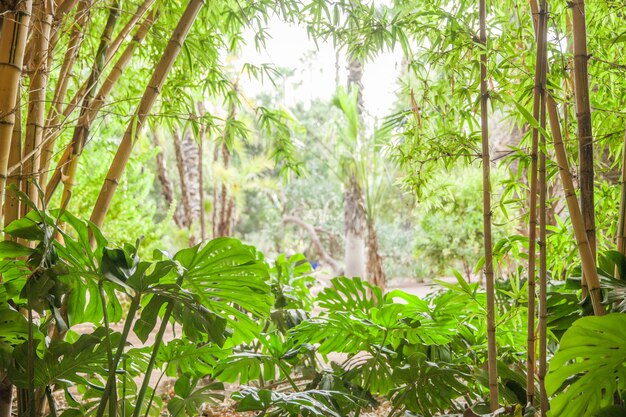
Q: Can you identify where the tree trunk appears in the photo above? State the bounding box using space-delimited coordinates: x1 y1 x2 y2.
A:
344 173 366 278
89 0 205 234
0 0 31 227
571 0 596 267
479 0 499 409
173 128 193 228
212 91 237 238
22 0 53 210
366 217 386 290
151 130 185 227
545 94 605 316
284 215 342 274
344 56 367 280
213 140 234 238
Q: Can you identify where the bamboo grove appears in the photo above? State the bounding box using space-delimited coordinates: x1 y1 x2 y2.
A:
1 0 626 415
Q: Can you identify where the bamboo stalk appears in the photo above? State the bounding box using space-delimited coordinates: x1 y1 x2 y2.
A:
58 0 122 217
45 0 78 69
43 9 156 204
5 86 23 234
59 0 155 127
538 88 549 416
89 0 206 234
526 0 548 406
570 0 596 265
479 0 499 410
107 0 155 63
39 0 91 185
0 0 32 228
22 0 54 211
546 94 605 316
616 129 626 268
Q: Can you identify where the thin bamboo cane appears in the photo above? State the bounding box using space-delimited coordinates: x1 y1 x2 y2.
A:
538 89 549 416
479 0 499 410
570 0 596 263
107 0 155 63
59 0 155 124
616 129 626 268
22 0 54 211
89 0 206 234
546 94 605 316
199 119 206 241
526 0 548 405
45 0 78 69
58 0 122 218
39 0 91 185
0 0 32 228
43 9 156 204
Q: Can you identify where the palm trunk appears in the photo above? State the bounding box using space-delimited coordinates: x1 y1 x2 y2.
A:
526 0 548 405
366 217 386 290
479 0 499 409
39 0 91 185
89 0 205 234
22 0 53 211
43 9 155 204
344 173 366 278
545 94 605 316
571 0 596 265
0 0 32 227
345 57 366 280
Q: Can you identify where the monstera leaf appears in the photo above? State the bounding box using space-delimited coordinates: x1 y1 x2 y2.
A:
546 314 626 416
233 386 360 417
175 238 272 343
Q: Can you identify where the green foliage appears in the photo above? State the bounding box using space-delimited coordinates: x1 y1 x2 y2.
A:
546 314 626 417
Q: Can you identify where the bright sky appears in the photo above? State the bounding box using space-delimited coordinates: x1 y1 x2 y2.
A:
239 18 404 118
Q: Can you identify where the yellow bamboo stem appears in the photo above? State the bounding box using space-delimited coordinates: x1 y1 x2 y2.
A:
89 0 206 235
546 94 605 316
39 0 91 185
570 0 596 264
22 0 53 211
479 0 499 410
44 9 156 204
526 0 548 405
0 0 32 228
59 0 122 218
5 84 23 233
